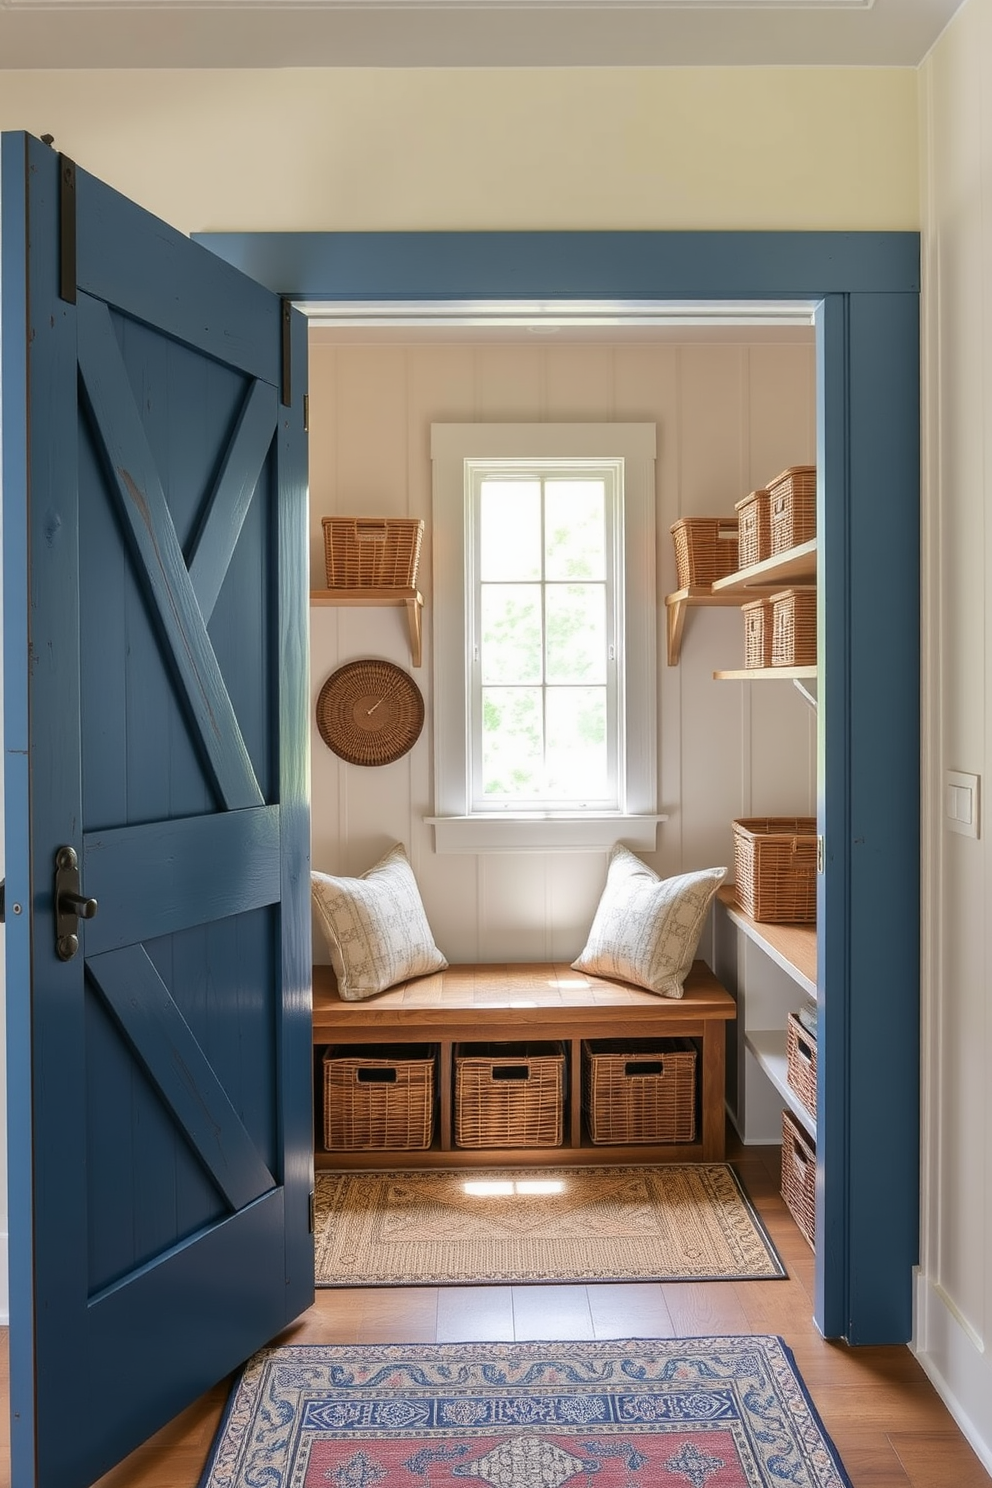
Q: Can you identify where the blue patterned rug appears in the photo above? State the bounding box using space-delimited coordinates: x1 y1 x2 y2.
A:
199 1336 852 1487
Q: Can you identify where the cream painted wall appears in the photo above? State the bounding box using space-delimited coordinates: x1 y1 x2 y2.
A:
307 333 817 964
0 68 918 235
918 0 992 1472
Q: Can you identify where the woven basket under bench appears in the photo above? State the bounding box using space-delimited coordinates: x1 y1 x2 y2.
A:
323 1044 436 1150
454 1041 566 1149
582 1037 697 1144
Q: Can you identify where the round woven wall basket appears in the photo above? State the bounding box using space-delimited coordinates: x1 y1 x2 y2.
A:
315 658 425 767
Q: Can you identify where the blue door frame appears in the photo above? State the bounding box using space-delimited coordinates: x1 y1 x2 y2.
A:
198 228 921 1346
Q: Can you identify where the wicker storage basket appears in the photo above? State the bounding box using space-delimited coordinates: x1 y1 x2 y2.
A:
732 817 817 924
670 517 740 589
735 490 771 570
786 1010 817 1120
582 1037 697 1144
771 587 817 667
781 1108 816 1248
323 1044 436 1151
321 516 424 589
454 1042 565 1149
768 466 816 555
742 597 774 669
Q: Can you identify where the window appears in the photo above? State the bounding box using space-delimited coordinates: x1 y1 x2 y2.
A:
429 423 661 852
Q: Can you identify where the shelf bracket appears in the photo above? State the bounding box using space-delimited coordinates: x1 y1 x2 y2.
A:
404 592 423 668
310 586 424 667
793 676 818 710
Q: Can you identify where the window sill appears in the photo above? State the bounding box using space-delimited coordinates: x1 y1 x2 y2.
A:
424 814 668 854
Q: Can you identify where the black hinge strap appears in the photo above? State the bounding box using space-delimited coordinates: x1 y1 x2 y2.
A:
58 154 76 305
280 298 292 407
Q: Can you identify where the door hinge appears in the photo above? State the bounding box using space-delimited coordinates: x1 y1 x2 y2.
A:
303 393 309 433
817 834 824 874
280 298 292 408
58 154 77 306
308 1189 315 1234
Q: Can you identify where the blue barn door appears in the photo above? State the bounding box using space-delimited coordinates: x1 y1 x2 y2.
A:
1 133 313 1487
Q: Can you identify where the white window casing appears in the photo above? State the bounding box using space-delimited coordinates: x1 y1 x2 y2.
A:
427 422 664 853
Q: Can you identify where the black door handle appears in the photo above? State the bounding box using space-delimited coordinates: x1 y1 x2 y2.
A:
54 847 98 961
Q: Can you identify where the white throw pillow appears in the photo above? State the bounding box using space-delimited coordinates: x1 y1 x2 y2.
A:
572 845 726 999
311 843 448 1002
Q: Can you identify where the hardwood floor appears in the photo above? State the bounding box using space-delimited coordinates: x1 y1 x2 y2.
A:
2 1138 989 1487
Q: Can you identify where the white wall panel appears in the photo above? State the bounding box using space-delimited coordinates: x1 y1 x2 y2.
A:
307 333 815 968
918 0 992 1471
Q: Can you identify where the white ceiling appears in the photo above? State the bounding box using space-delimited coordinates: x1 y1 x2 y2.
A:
0 0 968 69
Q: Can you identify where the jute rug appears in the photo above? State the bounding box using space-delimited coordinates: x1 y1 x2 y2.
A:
201 1336 852 1487
314 1164 785 1286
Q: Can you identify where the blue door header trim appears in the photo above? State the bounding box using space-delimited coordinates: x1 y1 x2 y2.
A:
194 230 920 301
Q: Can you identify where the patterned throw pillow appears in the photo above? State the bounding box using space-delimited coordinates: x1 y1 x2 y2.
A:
572 845 727 998
311 843 448 1001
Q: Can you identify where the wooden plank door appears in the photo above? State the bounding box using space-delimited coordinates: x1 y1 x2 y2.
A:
1 132 313 1488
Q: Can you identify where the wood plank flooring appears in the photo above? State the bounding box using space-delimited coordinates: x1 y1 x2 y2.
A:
0 1137 988 1487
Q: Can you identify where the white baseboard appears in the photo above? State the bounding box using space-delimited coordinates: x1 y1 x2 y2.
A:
913 1270 992 1477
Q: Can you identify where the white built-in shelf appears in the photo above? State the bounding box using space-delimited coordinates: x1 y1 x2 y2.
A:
745 1028 816 1141
716 885 817 998
310 586 424 667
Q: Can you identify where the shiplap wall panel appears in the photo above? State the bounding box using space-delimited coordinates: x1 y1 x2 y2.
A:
403 345 479 959
747 344 817 493
308 333 815 967
615 346 686 876
677 345 747 514
477 345 544 421
544 344 615 421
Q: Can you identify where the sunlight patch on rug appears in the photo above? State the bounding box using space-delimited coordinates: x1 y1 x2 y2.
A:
201 1337 852 1488
314 1164 785 1286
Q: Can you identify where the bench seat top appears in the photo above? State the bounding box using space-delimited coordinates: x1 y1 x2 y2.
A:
312 959 735 1043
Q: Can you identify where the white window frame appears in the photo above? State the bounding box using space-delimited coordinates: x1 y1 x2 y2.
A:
428 423 663 853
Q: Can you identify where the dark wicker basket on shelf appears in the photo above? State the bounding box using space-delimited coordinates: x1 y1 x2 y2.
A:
323 1044 436 1151
742 597 774 669
454 1042 565 1149
321 516 424 589
785 1010 817 1119
768 466 816 555
670 517 740 589
732 817 817 924
771 588 816 666
735 489 771 570
781 1107 816 1247
582 1037 697 1144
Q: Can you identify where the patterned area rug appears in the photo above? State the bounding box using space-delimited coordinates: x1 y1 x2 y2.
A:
201 1337 852 1487
314 1164 784 1286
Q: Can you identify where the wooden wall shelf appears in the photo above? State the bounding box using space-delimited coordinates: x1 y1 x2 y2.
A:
310 586 424 666
713 665 817 682
711 539 816 596
665 539 817 665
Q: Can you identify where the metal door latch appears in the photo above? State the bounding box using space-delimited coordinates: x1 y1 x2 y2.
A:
55 846 97 961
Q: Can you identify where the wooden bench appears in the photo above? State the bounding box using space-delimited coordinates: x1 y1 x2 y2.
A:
312 958 735 1169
